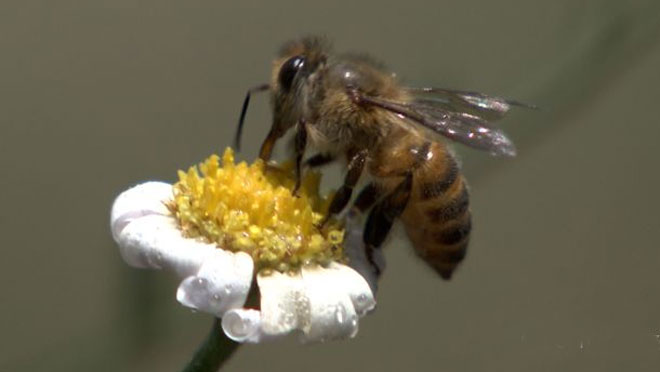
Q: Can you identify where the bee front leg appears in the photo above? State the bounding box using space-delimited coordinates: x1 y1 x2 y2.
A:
363 172 413 276
318 149 368 228
259 128 283 161
292 120 308 196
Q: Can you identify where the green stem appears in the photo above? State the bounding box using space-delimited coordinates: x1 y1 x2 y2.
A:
181 318 240 372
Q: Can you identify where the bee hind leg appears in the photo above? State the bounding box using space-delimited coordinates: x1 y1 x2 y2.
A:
349 183 381 217
363 172 413 275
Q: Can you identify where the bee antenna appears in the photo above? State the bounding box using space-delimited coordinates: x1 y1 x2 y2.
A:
234 84 270 151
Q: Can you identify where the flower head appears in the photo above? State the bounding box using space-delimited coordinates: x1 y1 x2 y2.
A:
110 149 378 343
167 148 345 272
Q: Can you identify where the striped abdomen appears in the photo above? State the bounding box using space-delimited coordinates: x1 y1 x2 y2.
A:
401 142 471 279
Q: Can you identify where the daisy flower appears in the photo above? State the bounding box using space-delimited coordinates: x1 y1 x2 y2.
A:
110 148 379 344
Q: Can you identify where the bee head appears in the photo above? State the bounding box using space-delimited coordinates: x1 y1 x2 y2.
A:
269 37 329 133
233 37 329 153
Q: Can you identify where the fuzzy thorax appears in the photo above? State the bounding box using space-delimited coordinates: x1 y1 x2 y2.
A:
167 148 344 272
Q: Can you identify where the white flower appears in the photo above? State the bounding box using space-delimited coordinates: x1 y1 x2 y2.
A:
110 181 379 343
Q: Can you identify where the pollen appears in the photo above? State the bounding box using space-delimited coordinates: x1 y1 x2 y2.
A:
167 148 345 272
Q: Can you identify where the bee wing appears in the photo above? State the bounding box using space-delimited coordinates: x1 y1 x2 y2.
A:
357 93 517 157
405 87 536 122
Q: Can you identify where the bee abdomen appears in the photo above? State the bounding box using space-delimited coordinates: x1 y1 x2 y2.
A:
426 186 469 223
402 148 472 280
409 188 471 279
432 213 472 245
422 239 469 279
419 159 459 201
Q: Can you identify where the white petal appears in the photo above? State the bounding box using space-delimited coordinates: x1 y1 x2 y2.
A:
222 309 267 343
325 263 376 316
257 270 308 336
176 250 253 316
111 182 255 316
110 181 172 241
116 214 212 273
299 265 359 342
247 263 375 343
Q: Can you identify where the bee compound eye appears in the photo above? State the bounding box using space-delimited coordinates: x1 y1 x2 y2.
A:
278 56 305 91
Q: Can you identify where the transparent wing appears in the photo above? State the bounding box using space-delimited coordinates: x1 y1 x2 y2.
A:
357 93 518 157
405 87 536 122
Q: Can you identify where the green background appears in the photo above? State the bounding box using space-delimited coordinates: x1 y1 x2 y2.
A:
2 1 659 371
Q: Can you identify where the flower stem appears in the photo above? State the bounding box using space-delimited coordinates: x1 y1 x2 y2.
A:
181 318 240 372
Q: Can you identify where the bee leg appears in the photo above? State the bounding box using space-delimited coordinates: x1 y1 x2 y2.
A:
292 121 308 196
363 172 413 275
259 128 282 161
304 153 336 168
350 183 381 216
318 149 368 227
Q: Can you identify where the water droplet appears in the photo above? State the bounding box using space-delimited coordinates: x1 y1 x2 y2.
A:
334 306 347 325
349 314 358 328
281 311 296 328
233 320 248 335
224 285 232 296
292 295 311 329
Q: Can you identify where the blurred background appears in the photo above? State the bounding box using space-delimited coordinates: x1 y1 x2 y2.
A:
2 0 660 371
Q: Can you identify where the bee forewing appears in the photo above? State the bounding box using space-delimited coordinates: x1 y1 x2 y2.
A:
410 101 517 157
358 94 516 157
406 87 535 122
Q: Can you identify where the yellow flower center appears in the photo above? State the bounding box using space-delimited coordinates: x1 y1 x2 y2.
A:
167 148 345 272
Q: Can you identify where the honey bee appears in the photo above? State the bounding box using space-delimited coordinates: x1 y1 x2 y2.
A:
235 36 530 279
